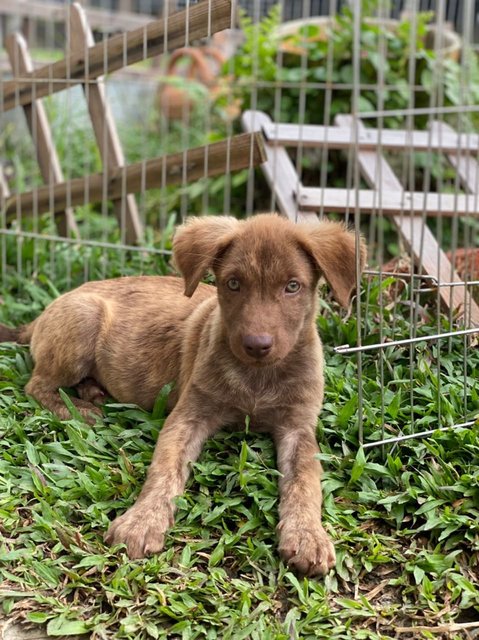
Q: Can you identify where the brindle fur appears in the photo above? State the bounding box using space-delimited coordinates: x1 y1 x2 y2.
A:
0 213 366 576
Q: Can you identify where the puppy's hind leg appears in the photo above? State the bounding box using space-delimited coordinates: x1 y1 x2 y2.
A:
26 368 103 423
27 295 106 423
0 320 99 419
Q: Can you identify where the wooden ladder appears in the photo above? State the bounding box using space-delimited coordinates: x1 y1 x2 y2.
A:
242 109 479 326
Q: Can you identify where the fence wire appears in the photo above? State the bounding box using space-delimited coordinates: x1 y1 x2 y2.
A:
0 0 478 448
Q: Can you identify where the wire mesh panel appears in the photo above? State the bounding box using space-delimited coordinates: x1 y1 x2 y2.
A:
0 0 478 452
2 2 479 638
238 0 479 449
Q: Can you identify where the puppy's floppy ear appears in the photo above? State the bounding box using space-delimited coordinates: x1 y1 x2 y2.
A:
173 216 240 296
297 220 367 308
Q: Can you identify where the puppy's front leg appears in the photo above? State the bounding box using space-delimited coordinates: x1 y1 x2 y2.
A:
105 396 221 559
274 424 336 576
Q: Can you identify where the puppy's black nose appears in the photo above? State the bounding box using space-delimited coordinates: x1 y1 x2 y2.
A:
243 334 273 359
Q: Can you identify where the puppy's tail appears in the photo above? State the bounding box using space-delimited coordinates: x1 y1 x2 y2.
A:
0 321 34 344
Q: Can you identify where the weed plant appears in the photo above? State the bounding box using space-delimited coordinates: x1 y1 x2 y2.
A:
227 3 479 130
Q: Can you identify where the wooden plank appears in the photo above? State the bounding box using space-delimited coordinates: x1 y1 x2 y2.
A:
4 132 267 219
69 3 142 244
2 0 233 112
298 187 479 217
5 33 79 238
335 114 479 326
262 122 479 153
0 0 151 31
241 110 317 223
432 121 479 326
0 167 11 200
432 121 479 194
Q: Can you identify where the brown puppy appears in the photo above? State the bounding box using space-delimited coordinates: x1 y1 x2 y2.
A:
0 213 366 576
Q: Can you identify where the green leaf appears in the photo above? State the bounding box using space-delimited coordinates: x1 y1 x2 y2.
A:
208 541 225 567
151 383 172 420
27 612 51 624
58 388 83 421
25 440 39 466
413 566 425 584
46 617 89 636
350 447 366 484
387 392 401 419
337 395 358 428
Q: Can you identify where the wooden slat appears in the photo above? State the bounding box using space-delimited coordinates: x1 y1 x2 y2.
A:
4 132 267 219
335 114 479 326
69 3 142 244
298 187 479 217
0 164 10 235
0 167 10 200
432 122 479 195
241 110 317 223
263 122 479 153
4 33 79 238
432 121 479 327
2 0 233 112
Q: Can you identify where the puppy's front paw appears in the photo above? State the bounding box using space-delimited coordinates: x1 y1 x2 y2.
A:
278 517 336 576
105 499 174 559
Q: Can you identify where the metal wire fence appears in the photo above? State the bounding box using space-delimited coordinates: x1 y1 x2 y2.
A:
1 0 478 448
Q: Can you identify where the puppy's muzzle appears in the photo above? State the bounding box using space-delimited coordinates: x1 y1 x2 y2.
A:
242 334 273 360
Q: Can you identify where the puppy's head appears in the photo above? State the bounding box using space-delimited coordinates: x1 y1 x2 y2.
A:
174 214 366 366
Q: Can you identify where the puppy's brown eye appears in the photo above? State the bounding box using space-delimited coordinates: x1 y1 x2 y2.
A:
227 278 240 291
285 280 301 294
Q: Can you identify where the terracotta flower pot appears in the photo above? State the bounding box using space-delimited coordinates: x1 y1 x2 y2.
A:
157 46 226 120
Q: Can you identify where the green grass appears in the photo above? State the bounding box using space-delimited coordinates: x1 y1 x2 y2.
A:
1 236 479 639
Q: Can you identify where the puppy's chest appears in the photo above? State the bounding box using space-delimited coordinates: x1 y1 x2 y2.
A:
206 365 311 424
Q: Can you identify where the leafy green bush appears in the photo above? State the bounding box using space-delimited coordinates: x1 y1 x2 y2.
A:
227 3 479 130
